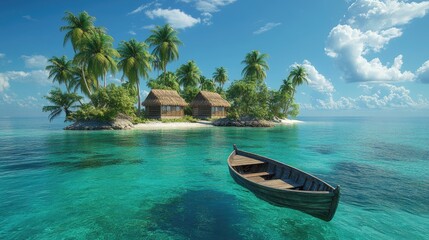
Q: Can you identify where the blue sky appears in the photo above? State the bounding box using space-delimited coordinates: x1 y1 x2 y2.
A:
1 0 429 117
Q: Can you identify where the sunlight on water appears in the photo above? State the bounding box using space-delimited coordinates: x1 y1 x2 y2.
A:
0 117 428 239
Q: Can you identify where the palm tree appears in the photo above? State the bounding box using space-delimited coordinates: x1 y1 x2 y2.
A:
61 11 97 95
176 60 201 89
42 88 82 122
74 32 119 88
287 65 309 99
199 76 215 91
46 56 74 92
241 50 269 83
213 67 228 90
117 39 152 113
69 67 98 97
146 24 182 78
279 79 295 116
147 72 180 91
278 65 308 117
280 79 294 95
60 11 96 52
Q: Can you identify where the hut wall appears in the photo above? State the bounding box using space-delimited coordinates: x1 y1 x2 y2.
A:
193 106 212 119
145 106 161 118
160 105 184 118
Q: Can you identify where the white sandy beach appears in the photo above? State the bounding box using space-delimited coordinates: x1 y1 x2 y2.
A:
132 118 302 130
133 121 214 130
278 118 303 125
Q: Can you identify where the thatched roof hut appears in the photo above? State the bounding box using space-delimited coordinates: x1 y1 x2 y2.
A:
190 91 230 119
190 91 231 108
142 89 187 107
142 89 187 119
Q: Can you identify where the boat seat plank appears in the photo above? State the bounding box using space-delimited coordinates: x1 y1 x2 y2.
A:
247 176 266 183
242 172 272 178
260 179 302 190
231 155 265 167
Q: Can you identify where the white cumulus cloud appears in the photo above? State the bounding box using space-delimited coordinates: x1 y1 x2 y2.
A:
145 8 201 29
179 0 235 25
21 55 48 69
0 70 50 92
307 83 429 110
0 53 5 59
253 22 281 35
325 0 429 83
300 60 335 94
346 0 429 31
0 74 10 92
416 60 429 83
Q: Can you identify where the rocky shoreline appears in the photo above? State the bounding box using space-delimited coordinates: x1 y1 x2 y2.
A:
212 117 275 127
64 115 134 130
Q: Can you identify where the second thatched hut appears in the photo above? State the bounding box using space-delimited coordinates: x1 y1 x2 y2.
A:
190 91 231 119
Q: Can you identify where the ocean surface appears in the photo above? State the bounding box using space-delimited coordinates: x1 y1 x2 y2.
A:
0 117 428 240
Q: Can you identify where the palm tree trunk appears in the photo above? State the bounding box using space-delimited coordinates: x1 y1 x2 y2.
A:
81 66 92 96
284 90 296 118
137 81 141 113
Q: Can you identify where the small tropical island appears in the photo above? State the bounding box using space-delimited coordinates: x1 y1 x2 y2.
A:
43 11 308 130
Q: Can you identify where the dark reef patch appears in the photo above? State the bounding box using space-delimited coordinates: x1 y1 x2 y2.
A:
308 145 335 155
323 161 429 215
366 141 429 162
143 189 253 240
49 157 143 171
203 158 222 166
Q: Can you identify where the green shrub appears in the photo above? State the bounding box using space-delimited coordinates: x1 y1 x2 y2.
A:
73 104 110 121
226 80 270 120
73 84 137 121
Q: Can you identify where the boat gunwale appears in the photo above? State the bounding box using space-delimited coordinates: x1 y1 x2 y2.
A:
227 147 337 195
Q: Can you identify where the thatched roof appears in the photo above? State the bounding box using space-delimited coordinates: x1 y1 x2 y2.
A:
190 91 231 107
142 89 187 107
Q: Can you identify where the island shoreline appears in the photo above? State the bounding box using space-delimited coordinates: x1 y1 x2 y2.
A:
64 118 303 131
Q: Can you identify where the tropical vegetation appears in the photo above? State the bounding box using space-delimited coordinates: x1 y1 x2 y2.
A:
42 88 82 122
117 39 152 113
43 11 308 124
145 24 182 78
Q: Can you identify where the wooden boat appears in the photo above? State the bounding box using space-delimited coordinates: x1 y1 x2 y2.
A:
227 145 340 221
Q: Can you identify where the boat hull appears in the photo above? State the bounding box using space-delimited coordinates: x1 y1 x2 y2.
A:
228 146 340 221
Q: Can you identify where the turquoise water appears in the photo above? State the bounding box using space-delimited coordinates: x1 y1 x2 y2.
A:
0 117 428 239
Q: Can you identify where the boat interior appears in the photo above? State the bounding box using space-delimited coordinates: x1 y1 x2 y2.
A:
231 154 331 192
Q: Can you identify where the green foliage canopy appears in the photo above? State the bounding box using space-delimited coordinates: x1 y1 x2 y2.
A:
74 84 137 121
176 60 201 89
147 71 180 91
146 24 182 75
